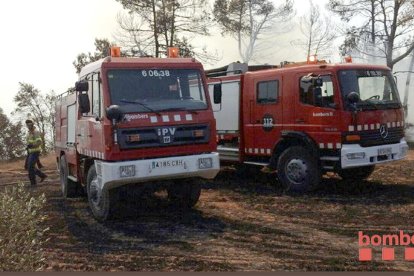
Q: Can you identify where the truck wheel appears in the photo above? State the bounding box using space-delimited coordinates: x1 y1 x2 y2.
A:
167 180 201 209
59 155 78 198
338 165 375 181
277 146 321 194
86 165 118 221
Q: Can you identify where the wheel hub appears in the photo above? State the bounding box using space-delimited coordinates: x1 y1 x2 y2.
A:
89 177 102 210
286 159 308 185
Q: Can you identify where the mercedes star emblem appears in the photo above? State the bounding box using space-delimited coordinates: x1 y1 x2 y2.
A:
379 124 389 139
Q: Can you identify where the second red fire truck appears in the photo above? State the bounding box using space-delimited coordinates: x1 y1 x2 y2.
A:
207 59 409 193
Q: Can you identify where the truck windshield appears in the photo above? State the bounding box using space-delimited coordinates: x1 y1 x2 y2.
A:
107 69 208 113
339 69 401 110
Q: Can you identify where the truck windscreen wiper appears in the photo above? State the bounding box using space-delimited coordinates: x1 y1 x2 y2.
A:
120 99 162 116
386 102 402 109
359 99 380 110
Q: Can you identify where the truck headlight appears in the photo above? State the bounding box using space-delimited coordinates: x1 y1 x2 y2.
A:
199 158 213 169
346 152 366 160
120 165 136 178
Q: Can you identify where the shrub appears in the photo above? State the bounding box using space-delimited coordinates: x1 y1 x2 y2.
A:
0 184 48 271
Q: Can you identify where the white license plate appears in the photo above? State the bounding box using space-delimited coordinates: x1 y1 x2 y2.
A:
199 158 213 169
378 147 392 156
120 165 136 178
151 159 185 170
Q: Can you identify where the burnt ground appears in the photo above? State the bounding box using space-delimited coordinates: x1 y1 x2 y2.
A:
0 152 413 271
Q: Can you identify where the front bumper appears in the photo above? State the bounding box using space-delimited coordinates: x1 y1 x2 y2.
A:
341 139 409 169
95 153 220 191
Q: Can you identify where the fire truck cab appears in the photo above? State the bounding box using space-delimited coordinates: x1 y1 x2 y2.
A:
55 52 220 221
208 60 409 193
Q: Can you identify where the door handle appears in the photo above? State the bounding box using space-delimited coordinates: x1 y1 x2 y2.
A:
296 119 305 124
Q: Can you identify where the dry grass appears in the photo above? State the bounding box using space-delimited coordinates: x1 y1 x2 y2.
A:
0 154 56 172
0 184 49 271
0 152 413 271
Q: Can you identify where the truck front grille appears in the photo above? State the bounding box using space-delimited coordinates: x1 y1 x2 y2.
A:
344 127 404 147
118 124 210 150
360 128 404 147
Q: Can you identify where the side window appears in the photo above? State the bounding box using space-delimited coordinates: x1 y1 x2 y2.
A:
188 73 204 101
92 73 101 117
80 73 100 117
257 80 278 104
67 104 76 143
300 75 335 108
80 77 93 116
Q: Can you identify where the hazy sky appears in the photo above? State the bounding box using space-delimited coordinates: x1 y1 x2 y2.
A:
0 0 339 118
7 0 413 124
0 0 124 117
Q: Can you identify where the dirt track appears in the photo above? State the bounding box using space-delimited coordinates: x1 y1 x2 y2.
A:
0 152 414 271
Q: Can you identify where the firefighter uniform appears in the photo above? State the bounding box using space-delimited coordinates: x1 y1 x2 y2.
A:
25 120 47 186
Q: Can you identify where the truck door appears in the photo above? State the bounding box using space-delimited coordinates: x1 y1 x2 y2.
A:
245 77 283 158
294 74 341 150
76 73 105 160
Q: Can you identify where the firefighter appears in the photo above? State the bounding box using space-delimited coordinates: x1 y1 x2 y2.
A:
25 119 47 186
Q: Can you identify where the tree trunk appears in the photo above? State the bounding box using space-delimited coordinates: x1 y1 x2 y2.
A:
370 0 375 45
170 0 176 47
151 0 160 57
403 52 414 120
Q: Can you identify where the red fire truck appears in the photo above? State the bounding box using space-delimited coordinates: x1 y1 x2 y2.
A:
55 48 220 221
207 59 409 193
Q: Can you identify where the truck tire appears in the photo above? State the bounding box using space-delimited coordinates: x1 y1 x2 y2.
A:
277 146 321 194
338 165 375 181
167 180 201 209
59 155 78 198
86 165 118 221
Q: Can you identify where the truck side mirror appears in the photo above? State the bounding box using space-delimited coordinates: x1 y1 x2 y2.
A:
106 105 124 122
75 80 89 92
78 92 90 114
213 84 222 104
347 91 360 104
